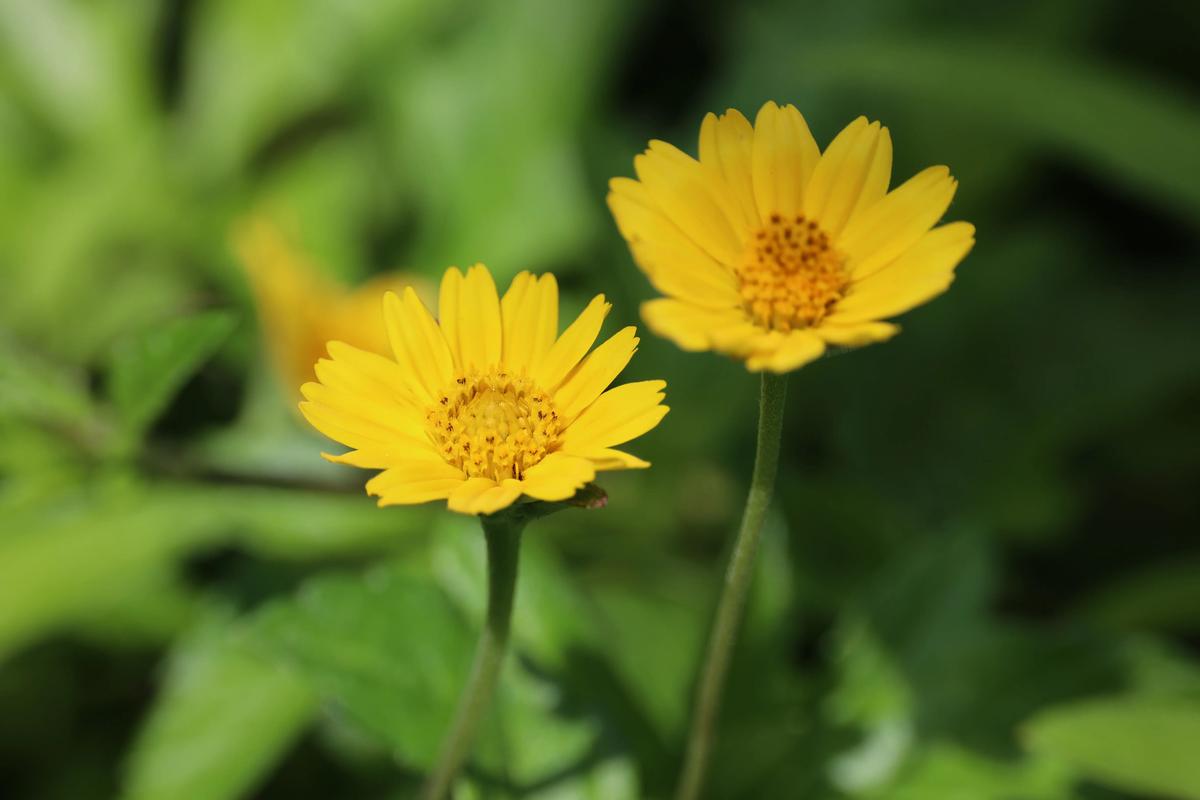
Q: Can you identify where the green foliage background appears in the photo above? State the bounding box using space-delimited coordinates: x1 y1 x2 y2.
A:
1 1 1198 798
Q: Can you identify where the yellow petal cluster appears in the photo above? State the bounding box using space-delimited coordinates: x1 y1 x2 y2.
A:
299 265 669 515
608 102 975 372
235 219 418 394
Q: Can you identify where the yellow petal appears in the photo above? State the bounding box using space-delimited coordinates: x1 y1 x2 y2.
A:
533 294 610 391
472 482 524 514
363 461 464 506
300 381 427 444
322 447 443 469
805 117 889 237
446 477 523 515
581 447 651 471
501 272 559 373
447 477 495 513
699 108 759 231
371 474 465 508
634 141 743 264
561 380 668 452
299 401 394 452
831 222 975 323
640 299 759 354
752 101 821 219
383 289 455 405
846 125 892 223
316 341 421 407
608 179 741 308
815 321 900 347
517 453 596 502
554 326 639 424
364 459 462 489
745 330 825 372
439 265 502 373
841 166 958 280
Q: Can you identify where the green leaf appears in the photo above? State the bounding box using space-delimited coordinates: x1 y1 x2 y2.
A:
253 563 621 793
122 613 315 800
107 311 236 439
252 566 474 769
1023 697 1200 799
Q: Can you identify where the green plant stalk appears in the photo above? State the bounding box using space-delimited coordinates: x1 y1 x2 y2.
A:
676 372 788 800
420 515 524 800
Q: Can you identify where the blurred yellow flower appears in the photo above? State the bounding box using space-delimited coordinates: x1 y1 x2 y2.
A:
608 102 975 372
299 265 668 515
235 219 416 394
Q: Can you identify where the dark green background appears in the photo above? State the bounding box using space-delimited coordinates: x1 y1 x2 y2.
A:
1 1 1198 798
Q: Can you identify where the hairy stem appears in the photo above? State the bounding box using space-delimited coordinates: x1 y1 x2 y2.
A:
676 372 788 800
420 515 523 800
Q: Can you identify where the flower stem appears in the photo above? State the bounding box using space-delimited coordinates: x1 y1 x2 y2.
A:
420 515 524 800
676 372 788 800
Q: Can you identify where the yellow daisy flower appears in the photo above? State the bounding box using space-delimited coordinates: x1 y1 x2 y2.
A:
235 218 419 394
608 102 975 372
298 264 669 516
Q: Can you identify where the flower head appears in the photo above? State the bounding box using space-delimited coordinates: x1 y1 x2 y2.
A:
235 219 420 393
299 264 668 515
608 102 975 372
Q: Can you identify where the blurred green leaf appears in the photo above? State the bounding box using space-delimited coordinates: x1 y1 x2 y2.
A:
165 483 427 560
590 574 706 742
0 0 155 143
0 334 94 427
122 613 315 800
180 0 449 178
826 617 914 793
1080 557 1200 633
0 481 417 661
0 488 221 660
1023 697 1200 799
106 311 236 440
768 37 1200 223
862 534 1127 754
877 744 1072 800
395 0 635 275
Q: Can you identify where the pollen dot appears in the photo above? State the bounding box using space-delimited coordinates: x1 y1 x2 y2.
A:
427 371 560 481
736 213 849 332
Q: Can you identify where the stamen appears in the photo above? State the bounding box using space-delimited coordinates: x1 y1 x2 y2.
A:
736 213 849 332
426 370 560 481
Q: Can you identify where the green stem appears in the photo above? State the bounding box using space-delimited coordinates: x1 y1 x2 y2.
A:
420 515 524 800
676 372 788 800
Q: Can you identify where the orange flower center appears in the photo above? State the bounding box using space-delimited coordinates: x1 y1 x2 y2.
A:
427 370 560 481
736 213 849 332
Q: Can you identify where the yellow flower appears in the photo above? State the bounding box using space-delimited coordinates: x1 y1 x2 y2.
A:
608 102 975 372
235 218 418 394
299 264 669 515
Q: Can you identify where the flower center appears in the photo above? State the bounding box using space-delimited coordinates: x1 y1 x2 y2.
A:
736 213 850 331
427 370 560 481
